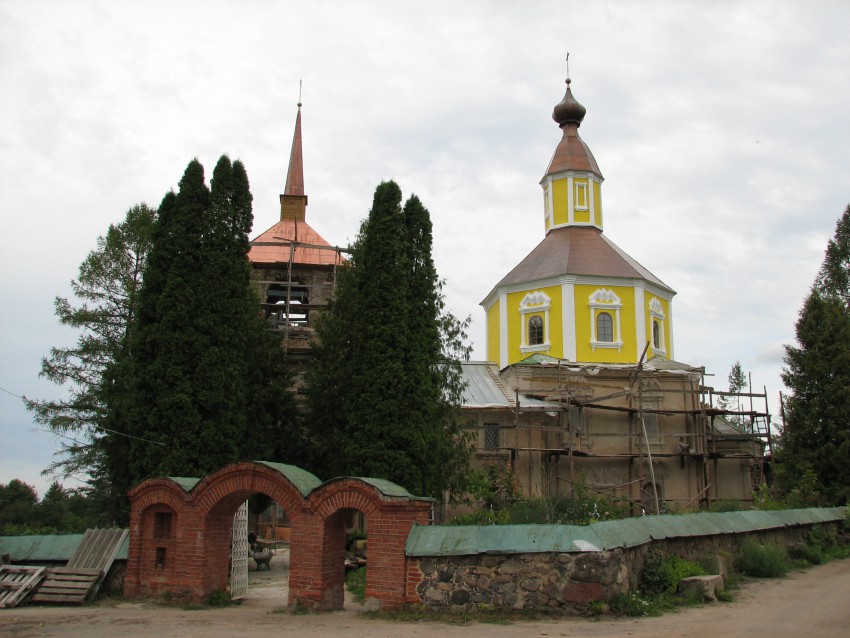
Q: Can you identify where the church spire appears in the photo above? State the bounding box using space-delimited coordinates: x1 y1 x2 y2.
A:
540 61 604 233
280 92 307 221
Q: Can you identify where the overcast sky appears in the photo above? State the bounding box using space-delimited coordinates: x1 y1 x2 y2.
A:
2 0 848 497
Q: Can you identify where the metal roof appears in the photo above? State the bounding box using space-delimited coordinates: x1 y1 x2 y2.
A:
256 461 323 497
489 226 673 295
0 532 129 562
406 507 847 556
459 361 513 408
249 218 344 266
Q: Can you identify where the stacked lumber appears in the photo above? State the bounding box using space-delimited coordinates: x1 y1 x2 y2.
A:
0 566 45 608
31 567 101 604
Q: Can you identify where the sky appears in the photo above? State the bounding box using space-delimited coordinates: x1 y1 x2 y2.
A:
1 0 848 498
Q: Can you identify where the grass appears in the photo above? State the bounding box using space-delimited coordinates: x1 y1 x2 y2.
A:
734 541 790 578
345 566 366 603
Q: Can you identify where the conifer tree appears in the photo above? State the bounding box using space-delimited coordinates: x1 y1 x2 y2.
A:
307 181 472 499
116 157 296 508
779 205 850 505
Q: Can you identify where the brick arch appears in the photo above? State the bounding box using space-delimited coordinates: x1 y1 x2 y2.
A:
192 461 311 520
125 463 432 610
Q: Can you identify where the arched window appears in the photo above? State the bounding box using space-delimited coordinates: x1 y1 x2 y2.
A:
528 316 544 345
596 312 613 342
652 320 661 349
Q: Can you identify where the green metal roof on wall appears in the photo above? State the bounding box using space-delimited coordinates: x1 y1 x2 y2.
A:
168 476 201 492
406 507 847 557
355 477 433 500
257 461 322 497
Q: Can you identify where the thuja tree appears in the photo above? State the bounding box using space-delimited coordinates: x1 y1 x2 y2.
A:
112 157 296 515
779 205 850 505
24 204 155 523
306 181 472 500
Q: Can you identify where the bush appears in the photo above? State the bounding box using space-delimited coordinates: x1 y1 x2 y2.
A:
205 589 232 606
641 553 706 595
734 541 789 578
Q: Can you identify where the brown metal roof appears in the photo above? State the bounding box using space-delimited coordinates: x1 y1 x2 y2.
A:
488 226 673 294
249 218 345 266
543 123 601 178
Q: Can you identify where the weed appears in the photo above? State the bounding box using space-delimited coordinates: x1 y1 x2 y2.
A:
716 589 734 602
734 541 789 578
641 553 706 595
204 588 232 607
345 566 366 603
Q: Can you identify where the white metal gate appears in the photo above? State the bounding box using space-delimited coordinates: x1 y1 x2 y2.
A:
230 500 249 599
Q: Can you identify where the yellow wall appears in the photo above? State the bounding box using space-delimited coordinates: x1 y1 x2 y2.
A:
573 177 590 224
486 299 501 363
551 179 568 226
593 180 603 227
573 284 638 363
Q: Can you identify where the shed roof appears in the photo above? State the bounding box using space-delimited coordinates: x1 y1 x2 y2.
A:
0 532 129 562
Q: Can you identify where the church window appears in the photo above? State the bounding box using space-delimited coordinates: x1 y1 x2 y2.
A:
589 289 623 350
575 181 588 210
483 424 500 449
596 312 613 342
648 297 666 356
519 291 551 354
528 316 544 345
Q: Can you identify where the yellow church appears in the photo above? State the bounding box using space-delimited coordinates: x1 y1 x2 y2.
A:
482 76 675 367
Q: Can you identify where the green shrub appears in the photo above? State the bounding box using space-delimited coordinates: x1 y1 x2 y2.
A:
734 540 789 577
205 588 232 607
345 567 366 603
451 508 511 525
641 553 706 595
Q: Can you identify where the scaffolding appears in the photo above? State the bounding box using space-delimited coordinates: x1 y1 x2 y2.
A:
473 358 773 513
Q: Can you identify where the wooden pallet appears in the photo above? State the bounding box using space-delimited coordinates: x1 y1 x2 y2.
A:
0 566 45 608
30 567 101 605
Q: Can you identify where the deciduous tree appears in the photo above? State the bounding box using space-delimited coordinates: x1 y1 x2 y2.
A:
24 204 155 522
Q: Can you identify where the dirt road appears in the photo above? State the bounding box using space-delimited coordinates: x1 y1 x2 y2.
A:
3 556 849 638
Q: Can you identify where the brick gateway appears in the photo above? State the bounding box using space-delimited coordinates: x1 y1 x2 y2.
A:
124 461 432 609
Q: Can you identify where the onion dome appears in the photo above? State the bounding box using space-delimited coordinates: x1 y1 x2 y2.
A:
552 78 587 127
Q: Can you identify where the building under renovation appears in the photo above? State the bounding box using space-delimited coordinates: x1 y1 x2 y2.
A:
466 73 770 512
249 77 771 513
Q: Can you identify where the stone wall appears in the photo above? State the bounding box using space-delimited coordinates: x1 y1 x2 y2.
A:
412 520 843 614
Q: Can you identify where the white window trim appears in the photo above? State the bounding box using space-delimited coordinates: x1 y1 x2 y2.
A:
574 181 588 211
649 297 666 357
520 291 551 354
589 288 623 350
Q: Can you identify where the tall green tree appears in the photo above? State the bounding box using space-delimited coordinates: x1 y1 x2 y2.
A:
718 360 748 428
306 181 472 499
24 204 155 521
116 157 296 509
779 205 850 505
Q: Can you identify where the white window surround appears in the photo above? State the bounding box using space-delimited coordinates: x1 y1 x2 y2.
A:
574 181 588 211
520 291 551 353
589 288 623 350
649 297 666 356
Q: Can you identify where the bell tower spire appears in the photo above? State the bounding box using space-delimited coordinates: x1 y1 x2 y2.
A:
280 85 307 221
